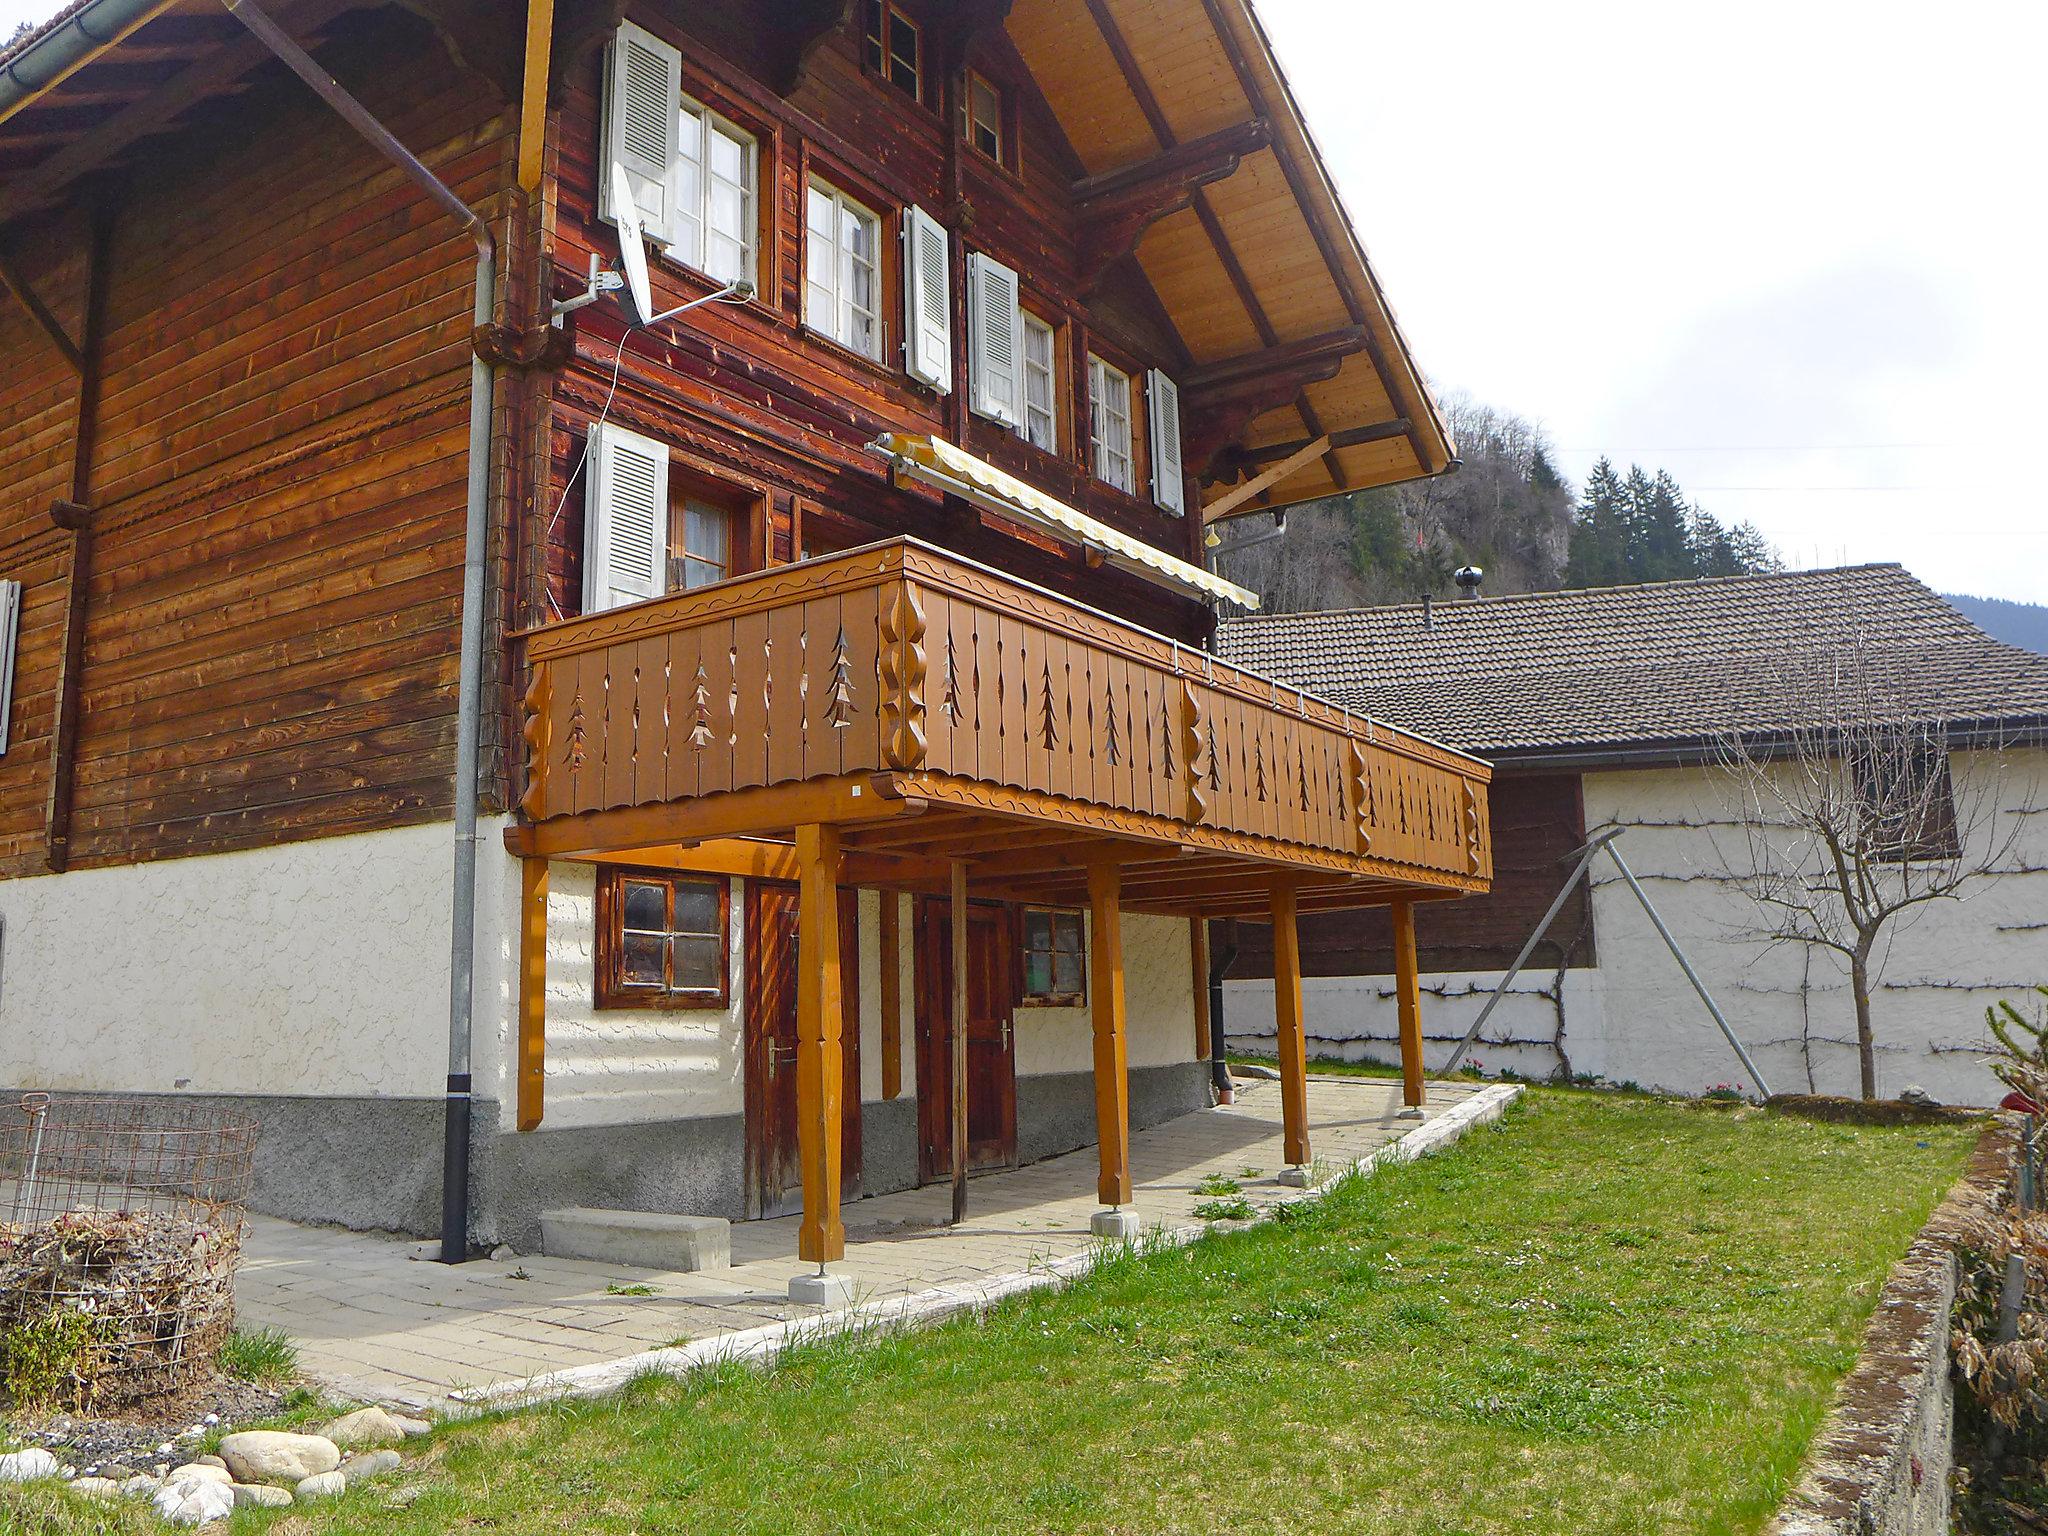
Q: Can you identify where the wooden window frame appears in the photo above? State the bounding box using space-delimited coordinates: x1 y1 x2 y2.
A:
1018 307 1059 454
804 177 886 363
1019 905 1087 1008
1088 353 1137 495
596 868 732 1011
862 0 926 105
666 91 761 289
964 68 1005 166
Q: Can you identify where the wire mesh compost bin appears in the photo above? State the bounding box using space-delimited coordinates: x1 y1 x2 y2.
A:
0 1093 257 1409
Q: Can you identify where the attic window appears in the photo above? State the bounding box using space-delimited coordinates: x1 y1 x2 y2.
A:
965 72 1003 162
864 1 922 101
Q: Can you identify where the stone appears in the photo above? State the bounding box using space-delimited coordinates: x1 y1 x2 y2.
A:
321 1407 408 1449
539 1207 730 1271
1396 1105 1427 1121
101 1462 136 1480
153 1476 236 1526
218 1430 341 1485
0 1448 60 1483
296 1471 347 1501
787 1270 855 1308
389 1414 433 1439
386 1485 424 1509
232 1482 295 1509
71 1477 121 1501
1899 1084 1940 1106
1091 1208 1143 1240
490 1244 518 1262
194 1455 228 1471
1275 1167 1312 1188
342 1449 402 1486
166 1462 233 1487
1236 1063 1281 1080
119 1475 160 1497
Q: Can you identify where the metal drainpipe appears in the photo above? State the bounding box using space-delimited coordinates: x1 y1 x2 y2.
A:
219 0 496 1263
1208 918 1237 1103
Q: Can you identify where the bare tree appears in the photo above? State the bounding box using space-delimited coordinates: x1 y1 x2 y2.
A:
1709 626 2033 1100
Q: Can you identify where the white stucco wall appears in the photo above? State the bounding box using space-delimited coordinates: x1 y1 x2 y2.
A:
1008 910 1196 1077
1219 747 2047 1107
0 820 454 1098
1583 747 2048 1105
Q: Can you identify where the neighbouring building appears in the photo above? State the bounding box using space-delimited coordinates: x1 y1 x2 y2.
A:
0 0 1495 1264
1217 565 2048 1105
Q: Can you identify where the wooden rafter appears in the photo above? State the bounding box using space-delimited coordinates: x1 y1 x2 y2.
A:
1070 118 1269 293
763 0 855 95
1201 435 1326 523
0 253 81 370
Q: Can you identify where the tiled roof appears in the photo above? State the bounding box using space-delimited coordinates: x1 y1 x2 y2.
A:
1217 564 2048 758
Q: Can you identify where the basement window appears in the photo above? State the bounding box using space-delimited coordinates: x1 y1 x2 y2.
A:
598 870 729 1010
1020 907 1086 1006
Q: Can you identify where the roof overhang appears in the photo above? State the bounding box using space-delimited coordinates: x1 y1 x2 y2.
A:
872 433 1260 611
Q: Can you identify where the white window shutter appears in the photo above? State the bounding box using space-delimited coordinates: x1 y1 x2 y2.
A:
0 579 19 757
1147 368 1186 514
901 205 953 393
601 21 682 247
965 252 1021 426
583 424 670 614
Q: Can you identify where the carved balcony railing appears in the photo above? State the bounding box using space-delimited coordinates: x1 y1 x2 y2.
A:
518 540 1491 887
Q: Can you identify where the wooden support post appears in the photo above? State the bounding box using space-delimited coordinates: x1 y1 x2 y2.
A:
1189 915 1211 1061
1270 882 1311 1168
517 0 556 194
949 859 968 1226
515 858 548 1131
878 891 902 1101
796 823 846 1264
1391 896 1426 1110
1089 857 1133 1207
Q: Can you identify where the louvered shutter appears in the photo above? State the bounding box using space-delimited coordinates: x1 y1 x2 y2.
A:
1147 368 1186 514
601 22 682 248
966 252 1021 426
583 424 670 614
901 205 953 393
0 580 19 756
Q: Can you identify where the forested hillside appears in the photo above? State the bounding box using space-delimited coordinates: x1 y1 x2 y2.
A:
1213 390 1778 613
1943 592 2048 655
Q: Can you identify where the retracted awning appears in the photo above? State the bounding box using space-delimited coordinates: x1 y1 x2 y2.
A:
871 433 1260 611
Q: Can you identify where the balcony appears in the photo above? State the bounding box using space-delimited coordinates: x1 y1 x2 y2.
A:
510 538 1492 913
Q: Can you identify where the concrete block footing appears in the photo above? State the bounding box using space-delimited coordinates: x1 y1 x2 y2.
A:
539 1208 731 1271
1090 1209 1143 1240
788 1271 856 1308
1276 1167 1312 1188
1396 1105 1427 1121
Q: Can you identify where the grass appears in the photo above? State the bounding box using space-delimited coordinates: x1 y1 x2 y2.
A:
4 1090 1978 1535
217 1328 299 1385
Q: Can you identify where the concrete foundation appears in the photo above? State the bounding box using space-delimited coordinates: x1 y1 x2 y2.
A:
1090 1209 1142 1240
788 1271 856 1308
538 1208 731 1270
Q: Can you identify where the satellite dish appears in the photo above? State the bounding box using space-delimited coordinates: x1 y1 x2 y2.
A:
609 162 655 326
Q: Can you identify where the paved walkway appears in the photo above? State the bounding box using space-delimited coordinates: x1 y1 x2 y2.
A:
237 1076 1486 1411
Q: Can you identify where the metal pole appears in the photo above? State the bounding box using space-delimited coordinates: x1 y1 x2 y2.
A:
1604 844 1772 1099
1439 829 1618 1077
222 0 497 1263
1208 918 1237 1102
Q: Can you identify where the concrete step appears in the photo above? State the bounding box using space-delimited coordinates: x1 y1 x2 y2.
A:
538 1207 731 1271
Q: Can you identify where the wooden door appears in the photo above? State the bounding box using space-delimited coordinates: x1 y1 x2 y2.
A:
744 882 862 1220
914 897 1018 1181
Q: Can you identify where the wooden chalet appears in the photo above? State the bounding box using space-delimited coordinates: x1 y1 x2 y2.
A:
0 0 1491 1263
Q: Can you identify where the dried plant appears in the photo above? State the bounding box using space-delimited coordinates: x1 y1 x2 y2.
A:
1709 621 2036 1099
1953 1211 2048 1434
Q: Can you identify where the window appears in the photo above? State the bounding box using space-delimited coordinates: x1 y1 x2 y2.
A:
965 72 1002 162
1089 355 1134 493
1020 313 1056 452
0 579 19 757
670 495 732 590
597 870 729 1010
1853 733 1961 861
1021 908 1086 1005
805 180 883 360
863 1 922 100
674 97 756 285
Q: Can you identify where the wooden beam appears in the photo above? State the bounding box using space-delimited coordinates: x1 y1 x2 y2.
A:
1200 435 1326 523
1224 419 1413 474
795 823 847 1264
763 0 854 94
1269 882 1311 1167
878 891 902 1101
0 0 182 131
0 255 81 371
1071 119 1270 293
1182 327 1368 396
516 858 548 1131
504 776 925 857
949 858 969 1226
1189 915 1211 1063
1391 896 1424 1109
516 0 556 194
1088 856 1132 1207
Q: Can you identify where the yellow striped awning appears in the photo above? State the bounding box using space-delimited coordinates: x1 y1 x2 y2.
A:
873 433 1260 611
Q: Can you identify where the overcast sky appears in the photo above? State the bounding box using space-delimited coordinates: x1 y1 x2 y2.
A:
6 0 2041 602
1260 0 2047 603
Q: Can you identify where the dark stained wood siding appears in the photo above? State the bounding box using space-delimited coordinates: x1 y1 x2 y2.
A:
538 4 1207 640
0 13 511 877
1223 772 1595 979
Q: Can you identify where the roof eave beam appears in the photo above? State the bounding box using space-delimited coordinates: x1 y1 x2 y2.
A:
1072 119 1270 294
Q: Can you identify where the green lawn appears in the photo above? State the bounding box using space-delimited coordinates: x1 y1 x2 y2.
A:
5 1090 1977 1536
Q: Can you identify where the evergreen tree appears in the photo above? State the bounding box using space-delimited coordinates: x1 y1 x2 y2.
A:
1641 470 1694 580
1565 457 1626 587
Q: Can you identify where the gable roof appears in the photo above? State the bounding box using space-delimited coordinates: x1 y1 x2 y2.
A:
1217 563 2048 763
